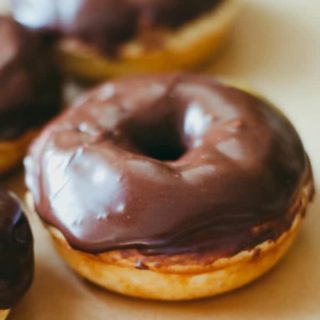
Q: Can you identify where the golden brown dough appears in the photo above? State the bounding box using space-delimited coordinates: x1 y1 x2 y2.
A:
0 130 38 175
28 175 313 301
0 310 9 320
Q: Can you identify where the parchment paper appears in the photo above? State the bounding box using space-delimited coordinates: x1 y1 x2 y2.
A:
2 0 320 319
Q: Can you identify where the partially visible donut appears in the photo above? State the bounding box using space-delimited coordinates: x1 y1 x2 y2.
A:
10 0 238 81
25 74 314 300
0 189 34 318
0 310 9 320
0 17 62 175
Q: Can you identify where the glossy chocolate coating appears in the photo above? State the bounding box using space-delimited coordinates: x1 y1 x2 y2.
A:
10 0 223 55
0 190 33 309
25 74 310 258
0 17 61 140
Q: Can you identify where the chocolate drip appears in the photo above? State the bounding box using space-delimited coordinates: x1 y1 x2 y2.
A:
0 17 61 140
10 0 223 55
25 74 311 258
0 190 34 309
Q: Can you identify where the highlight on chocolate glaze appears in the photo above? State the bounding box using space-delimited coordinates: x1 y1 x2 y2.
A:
0 190 34 310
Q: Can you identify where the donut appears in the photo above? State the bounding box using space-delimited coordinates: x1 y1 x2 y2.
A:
0 190 34 319
25 74 314 300
0 17 62 175
10 0 238 81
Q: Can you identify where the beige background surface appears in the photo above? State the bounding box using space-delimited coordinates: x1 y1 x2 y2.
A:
2 0 320 319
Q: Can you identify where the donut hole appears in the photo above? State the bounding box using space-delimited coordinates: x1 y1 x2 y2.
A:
125 114 186 161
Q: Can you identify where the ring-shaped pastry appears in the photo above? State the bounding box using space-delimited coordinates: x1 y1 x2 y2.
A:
25 74 314 300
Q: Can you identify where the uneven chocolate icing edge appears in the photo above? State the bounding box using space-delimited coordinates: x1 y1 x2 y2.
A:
0 17 61 140
25 74 313 259
10 0 224 55
0 190 34 309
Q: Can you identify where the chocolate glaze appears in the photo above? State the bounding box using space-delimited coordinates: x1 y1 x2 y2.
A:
0 17 61 140
25 74 312 259
10 0 223 55
0 190 33 309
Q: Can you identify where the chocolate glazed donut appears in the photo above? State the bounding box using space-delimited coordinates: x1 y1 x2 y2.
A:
0 17 61 140
25 74 314 300
0 190 33 316
10 0 224 54
10 0 237 80
0 17 62 174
